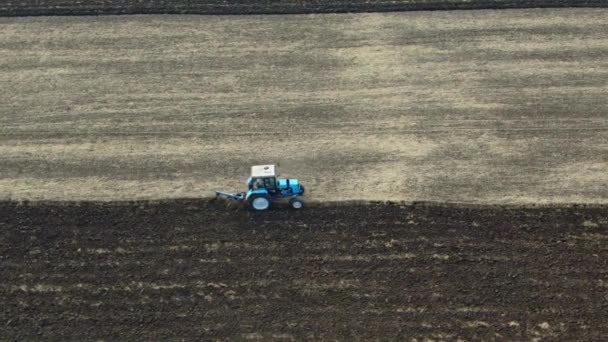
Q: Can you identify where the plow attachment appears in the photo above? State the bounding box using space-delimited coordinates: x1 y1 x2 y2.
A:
215 191 245 202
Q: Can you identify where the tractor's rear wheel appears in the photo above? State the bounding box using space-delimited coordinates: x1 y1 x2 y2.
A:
290 197 304 209
249 195 271 211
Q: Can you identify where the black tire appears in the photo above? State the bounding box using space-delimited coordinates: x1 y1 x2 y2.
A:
290 197 304 210
248 195 271 211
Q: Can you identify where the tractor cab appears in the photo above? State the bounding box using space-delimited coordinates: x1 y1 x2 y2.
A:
247 165 278 194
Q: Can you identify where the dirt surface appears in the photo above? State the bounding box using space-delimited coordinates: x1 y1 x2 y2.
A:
1 0 606 16
1 9 607 204
1 200 606 340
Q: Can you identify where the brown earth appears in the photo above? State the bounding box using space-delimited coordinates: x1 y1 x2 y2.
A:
1 200 607 340
1 0 606 16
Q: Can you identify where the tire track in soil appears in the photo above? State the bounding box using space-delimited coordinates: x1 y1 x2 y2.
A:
1 200 607 340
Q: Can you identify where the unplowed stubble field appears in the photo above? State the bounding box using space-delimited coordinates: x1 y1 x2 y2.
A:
1 8 607 204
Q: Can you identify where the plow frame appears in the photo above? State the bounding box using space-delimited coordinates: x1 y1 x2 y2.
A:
215 191 246 202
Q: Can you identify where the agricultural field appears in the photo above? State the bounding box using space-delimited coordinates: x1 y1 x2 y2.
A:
1 200 607 340
1 8 607 204
2 0 606 16
2 4 608 341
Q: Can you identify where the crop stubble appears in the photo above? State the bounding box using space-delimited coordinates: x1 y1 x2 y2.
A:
0 8 607 203
1 201 607 339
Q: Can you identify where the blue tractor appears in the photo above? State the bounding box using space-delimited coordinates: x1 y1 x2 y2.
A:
215 165 305 211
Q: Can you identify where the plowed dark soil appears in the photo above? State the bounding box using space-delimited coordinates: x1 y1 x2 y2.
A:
1 200 607 340
1 0 606 16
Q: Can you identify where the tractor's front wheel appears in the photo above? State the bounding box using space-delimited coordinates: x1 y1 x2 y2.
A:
249 195 271 211
290 197 304 210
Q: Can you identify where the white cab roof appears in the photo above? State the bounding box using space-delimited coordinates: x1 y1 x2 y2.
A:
251 165 276 178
